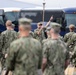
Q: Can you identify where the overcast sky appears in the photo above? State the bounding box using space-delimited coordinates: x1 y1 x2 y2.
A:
16 0 76 9
0 0 76 11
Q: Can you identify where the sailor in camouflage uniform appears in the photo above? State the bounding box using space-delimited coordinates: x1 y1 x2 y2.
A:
42 22 63 45
5 18 42 75
29 31 34 38
66 33 76 64
64 24 76 59
0 20 18 69
67 33 76 53
64 24 75 47
42 23 69 75
34 22 45 43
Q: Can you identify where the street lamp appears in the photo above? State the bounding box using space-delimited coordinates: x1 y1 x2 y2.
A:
43 0 46 23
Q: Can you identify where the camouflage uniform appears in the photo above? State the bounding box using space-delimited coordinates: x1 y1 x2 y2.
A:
42 22 68 75
58 35 64 41
43 39 68 75
64 24 75 51
34 28 45 42
42 36 63 46
42 38 51 45
67 33 76 52
6 36 42 75
42 36 63 45
70 46 76 66
34 22 45 43
0 30 18 54
29 31 34 38
64 32 75 45
0 29 18 68
64 32 75 52
6 18 42 75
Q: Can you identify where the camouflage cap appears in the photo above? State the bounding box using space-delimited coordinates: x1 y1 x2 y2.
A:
45 26 51 32
46 22 61 30
37 22 43 26
50 22 61 28
19 18 32 25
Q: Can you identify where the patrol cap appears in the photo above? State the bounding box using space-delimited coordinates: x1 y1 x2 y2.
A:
19 18 32 25
6 20 12 26
45 26 51 32
46 22 61 32
49 22 61 33
50 22 61 28
69 24 75 29
37 22 43 26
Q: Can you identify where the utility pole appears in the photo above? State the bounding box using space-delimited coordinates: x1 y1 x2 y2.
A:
43 0 46 23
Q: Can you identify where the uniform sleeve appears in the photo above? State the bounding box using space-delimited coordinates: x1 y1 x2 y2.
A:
6 43 18 71
13 32 18 40
67 35 76 48
71 46 76 61
64 34 68 43
37 41 42 69
0 33 4 52
34 30 37 34
42 42 48 59
34 30 38 39
42 30 46 39
60 36 64 41
61 41 69 61
30 31 34 38
15 32 18 39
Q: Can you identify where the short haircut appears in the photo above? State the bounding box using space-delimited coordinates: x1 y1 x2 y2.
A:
19 24 31 31
69 24 75 31
6 20 12 27
51 27 60 34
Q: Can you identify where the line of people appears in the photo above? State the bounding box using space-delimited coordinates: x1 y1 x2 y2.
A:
64 25 76 67
0 17 75 75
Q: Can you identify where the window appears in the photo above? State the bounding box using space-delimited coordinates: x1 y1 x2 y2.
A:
20 10 63 24
65 14 76 27
20 11 43 22
5 12 19 22
0 16 4 25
